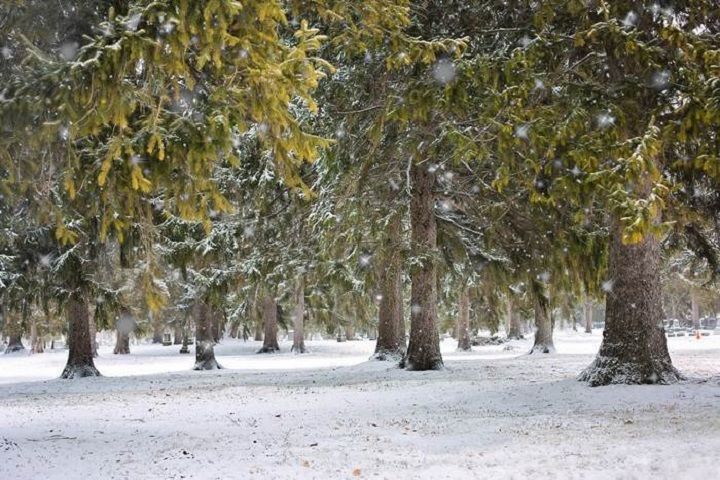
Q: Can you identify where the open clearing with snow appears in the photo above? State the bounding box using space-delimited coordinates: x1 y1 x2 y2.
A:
1 331 719 479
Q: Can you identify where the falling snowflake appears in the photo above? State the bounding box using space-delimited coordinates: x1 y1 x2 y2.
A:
358 254 372 268
596 113 616 129
125 13 142 31
651 71 670 90
431 58 456 85
601 279 614 292
411 304 422 315
515 124 530 140
622 11 638 28
59 42 79 61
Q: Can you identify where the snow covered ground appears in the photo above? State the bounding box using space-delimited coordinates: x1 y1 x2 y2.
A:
1 331 719 479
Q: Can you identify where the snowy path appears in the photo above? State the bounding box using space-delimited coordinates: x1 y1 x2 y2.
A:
1 332 719 479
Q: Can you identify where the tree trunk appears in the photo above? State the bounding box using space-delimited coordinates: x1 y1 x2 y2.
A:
29 318 45 354
113 330 130 354
193 300 221 370
179 332 190 354
344 323 356 341
212 310 223 343
88 314 98 357
174 324 183 345
4 333 24 353
253 322 263 341
152 322 163 344
584 301 593 334
373 216 405 360
456 286 472 351
529 294 555 354
291 275 306 353
229 322 239 339
691 290 700 331
61 293 100 378
402 163 443 371
506 299 523 339
579 221 679 385
257 294 280 353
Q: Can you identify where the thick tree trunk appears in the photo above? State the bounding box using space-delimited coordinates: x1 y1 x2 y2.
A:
193 300 221 370
373 217 405 360
152 323 163 344
291 276 306 353
61 293 100 378
456 286 472 351
529 294 555 354
506 299 523 339
4 333 24 353
402 163 443 370
257 294 280 353
579 222 680 385
584 301 593 334
113 330 130 354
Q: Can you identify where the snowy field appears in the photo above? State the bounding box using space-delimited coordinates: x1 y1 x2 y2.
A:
1 331 719 479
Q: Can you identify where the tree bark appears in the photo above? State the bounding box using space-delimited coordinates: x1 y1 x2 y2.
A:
584 301 593 334
456 286 472 351
29 318 45 354
506 299 523 339
113 330 130 354
257 294 280 353
291 275 306 353
4 333 24 353
402 163 443 370
373 216 405 360
3 311 24 353
344 323 356 341
691 290 700 331
579 221 680 385
88 313 98 357
152 322 163 344
529 293 555 354
193 300 221 370
61 293 100 378
174 324 183 345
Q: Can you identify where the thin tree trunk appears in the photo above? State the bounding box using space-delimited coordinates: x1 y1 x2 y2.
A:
584 301 593 334
257 294 280 353
691 290 700 331
174 324 183 345
402 163 443 370
253 322 263 341
456 286 472 351
212 310 223 343
291 275 306 353
152 321 163 344
61 293 100 378
579 221 680 385
229 322 239 339
529 293 555 354
179 332 190 354
193 300 221 370
373 216 405 360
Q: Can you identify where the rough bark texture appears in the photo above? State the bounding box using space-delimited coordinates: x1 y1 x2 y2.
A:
113 330 130 354
4 333 25 353
344 324 356 341
402 163 443 371
257 294 280 353
506 299 523 339
61 294 100 378
291 276 306 353
193 301 221 370
456 287 472 351
373 217 405 360
529 295 555 354
179 333 190 354
584 301 593 334
152 324 163 344
579 222 680 386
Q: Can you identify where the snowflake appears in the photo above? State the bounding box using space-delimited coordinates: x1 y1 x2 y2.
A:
431 58 456 85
